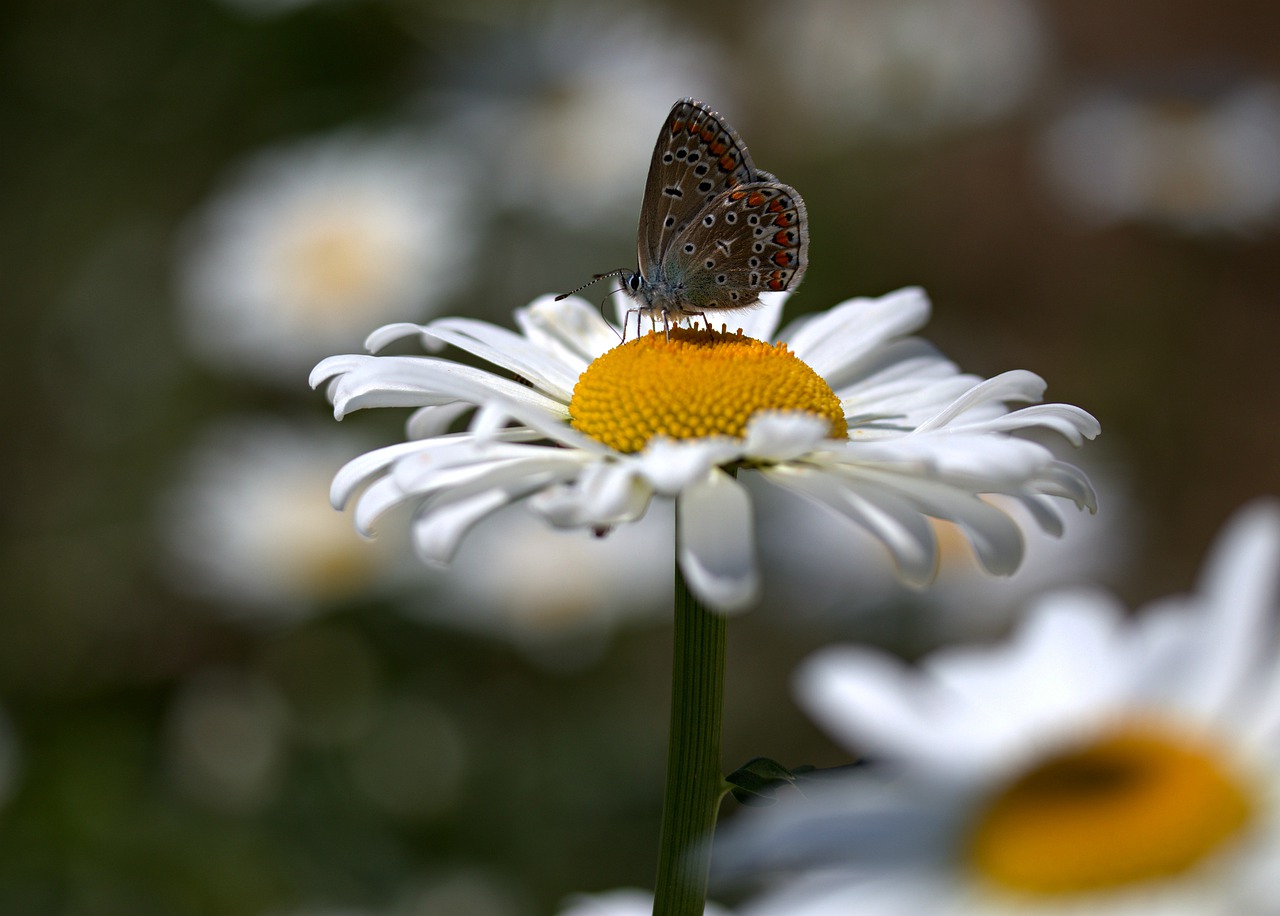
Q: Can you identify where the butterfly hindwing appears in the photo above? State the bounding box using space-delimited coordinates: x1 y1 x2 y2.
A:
656 179 810 313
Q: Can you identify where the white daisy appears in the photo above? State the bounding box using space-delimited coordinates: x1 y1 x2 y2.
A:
755 0 1047 142
721 499 1280 914
176 129 475 384
1038 82 1280 234
159 418 406 622
311 287 1098 612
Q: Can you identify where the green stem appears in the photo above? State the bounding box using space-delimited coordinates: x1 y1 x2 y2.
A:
652 548 728 915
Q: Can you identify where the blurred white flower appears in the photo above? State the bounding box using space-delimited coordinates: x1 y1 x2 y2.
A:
432 5 727 227
722 499 1280 913
177 129 476 384
756 0 1048 141
312 288 1098 613
159 418 406 622
164 668 289 812
1039 82 1280 233
557 888 730 916
418 502 673 664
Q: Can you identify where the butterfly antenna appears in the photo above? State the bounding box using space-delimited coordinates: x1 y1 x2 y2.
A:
555 269 626 302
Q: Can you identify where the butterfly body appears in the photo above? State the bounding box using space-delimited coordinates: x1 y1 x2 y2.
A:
617 99 809 325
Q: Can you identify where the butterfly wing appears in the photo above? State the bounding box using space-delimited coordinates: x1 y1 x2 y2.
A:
636 99 758 275
655 178 809 314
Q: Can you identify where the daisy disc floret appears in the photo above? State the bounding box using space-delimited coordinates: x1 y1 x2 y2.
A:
310 287 1099 611
720 500 1280 914
569 327 847 453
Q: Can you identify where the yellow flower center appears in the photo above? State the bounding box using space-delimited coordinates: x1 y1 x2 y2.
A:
968 721 1257 895
287 222 382 313
568 328 847 454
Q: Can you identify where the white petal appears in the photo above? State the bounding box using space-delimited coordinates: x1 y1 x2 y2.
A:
926 591 1133 752
530 461 651 528
422 316 582 401
742 411 831 462
391 448 585 498
354 450 553 533
634 437 743 496
677 469 759 612
783 287 931 379
835 430 1057 483
516 293 620 363
405 402 472 439
364 321 432 353
759 465 937 585
796 645 966 764
352 473 410 535
914 369 1047 433
319 355 568 420
411 478 551 564
953 402 1102 444
728 290 788 340
330 439 437 508
1182 499 1280 719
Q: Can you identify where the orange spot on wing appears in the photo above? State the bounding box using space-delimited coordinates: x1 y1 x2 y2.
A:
772 251 793 267
773 213 793 227
768 200 785 213
773 229 793 245
720 154 737 171
747 192 765 207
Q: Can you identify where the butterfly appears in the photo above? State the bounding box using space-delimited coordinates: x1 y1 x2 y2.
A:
559 98 809 337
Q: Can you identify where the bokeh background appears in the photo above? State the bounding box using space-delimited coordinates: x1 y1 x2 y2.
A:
4 0 1279 913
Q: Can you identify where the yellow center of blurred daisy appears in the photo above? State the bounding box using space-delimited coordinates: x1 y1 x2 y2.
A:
968 722 1256 895
568 328 847 454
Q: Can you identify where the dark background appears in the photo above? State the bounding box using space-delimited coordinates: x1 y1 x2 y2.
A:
3 1 1278 913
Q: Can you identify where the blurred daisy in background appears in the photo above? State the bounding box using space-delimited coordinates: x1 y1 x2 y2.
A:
418 502 674 670
159 417 410 623
163 668 290 813
754 0 1048 142
721 499 1280 914
312 286 1098 613
1038 81 1280 234
557 887 729 916
176 129 476 385
751 457 1134 650
429 4 728 228
267 866 528 916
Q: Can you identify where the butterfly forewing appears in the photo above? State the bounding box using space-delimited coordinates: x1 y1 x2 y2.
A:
637 99 759 273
